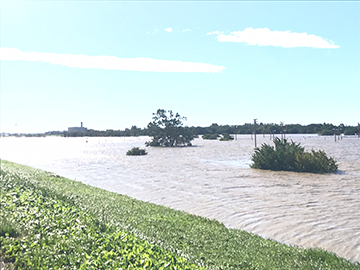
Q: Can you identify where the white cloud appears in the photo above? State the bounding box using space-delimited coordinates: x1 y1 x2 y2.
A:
207 30 222 36
211 27 339 49
165 27 173 32
0 48 225 73
182 29 190 32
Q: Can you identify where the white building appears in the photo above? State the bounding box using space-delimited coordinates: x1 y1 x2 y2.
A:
68 122 87 133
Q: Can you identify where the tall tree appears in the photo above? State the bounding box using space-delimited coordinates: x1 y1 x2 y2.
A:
145 109 194 147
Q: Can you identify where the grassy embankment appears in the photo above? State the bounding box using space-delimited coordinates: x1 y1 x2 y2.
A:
1 160 359 269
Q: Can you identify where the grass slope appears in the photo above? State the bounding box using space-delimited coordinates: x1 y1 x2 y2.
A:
1 160 359 270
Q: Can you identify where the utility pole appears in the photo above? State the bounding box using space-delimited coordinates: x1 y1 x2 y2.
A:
254 118 258 148
333 128 339 142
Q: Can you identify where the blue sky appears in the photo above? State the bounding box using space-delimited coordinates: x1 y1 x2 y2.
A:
1 1 359 133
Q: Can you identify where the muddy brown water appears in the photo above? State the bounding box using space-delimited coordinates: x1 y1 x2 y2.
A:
1 135 359 262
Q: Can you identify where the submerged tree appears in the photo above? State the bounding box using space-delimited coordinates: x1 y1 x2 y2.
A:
145 109 194 147
251 138 338 174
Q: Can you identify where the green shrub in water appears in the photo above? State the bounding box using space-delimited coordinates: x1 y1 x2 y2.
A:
251 138 338 173
220 133 234 141
202 134 219 140
126 147 147 156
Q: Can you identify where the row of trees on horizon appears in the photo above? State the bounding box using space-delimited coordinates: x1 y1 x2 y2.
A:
42 122 359 138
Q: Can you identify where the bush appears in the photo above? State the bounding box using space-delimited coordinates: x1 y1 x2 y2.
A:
251 138 338 173
126 147 147 156
220 133 234 141
202 134 219 140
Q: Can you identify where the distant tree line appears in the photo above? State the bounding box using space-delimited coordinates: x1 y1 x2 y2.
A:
22 122 358 138
62 126 146 137
188 122 357 136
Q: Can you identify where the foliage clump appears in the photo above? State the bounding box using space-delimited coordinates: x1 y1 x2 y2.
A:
145 109 194 147
0 218 19 238
251 138 338 173
220 133 234 141
202 134 219 140
126 147 147 156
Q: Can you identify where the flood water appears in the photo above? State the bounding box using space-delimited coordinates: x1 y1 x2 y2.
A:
1 135 360 262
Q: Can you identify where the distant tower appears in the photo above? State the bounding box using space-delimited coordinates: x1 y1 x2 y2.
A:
68 122 87 134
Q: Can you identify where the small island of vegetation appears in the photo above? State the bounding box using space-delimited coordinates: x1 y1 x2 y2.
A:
202 134 219 140
126 147 147 156
220 133 234 141
251 138 338 174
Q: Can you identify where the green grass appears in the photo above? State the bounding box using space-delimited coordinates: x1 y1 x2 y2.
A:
1 160 359 269
0 187 199 269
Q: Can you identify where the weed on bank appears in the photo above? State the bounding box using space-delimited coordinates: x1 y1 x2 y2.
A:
0 164 203 269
